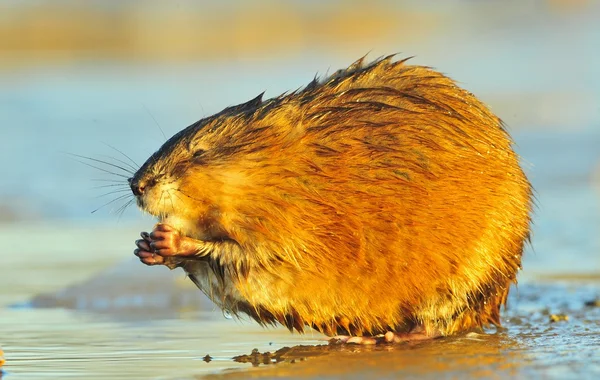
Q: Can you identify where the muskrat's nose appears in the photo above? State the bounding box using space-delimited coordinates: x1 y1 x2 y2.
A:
128 177 145 196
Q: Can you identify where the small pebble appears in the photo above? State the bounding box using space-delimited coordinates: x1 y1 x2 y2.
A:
549 314 569 323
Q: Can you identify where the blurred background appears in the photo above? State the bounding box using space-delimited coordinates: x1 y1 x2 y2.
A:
0 1 599 378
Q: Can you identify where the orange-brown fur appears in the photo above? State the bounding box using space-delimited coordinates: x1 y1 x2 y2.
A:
133 56 533 337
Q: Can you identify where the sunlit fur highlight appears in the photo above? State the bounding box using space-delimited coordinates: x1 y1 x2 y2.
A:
132 56 533 337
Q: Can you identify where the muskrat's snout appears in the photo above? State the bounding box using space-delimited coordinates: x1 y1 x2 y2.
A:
128 169 169 214
128 176 157 197
128 177 144 196
129 175 150 210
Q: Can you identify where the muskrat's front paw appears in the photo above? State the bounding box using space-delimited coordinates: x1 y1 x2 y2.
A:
147 223 202 257
134 223 206 265
146 223 185 256
134 232 166 266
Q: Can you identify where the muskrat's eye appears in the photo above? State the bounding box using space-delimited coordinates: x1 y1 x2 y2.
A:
146 178 158 188
193 149 206 158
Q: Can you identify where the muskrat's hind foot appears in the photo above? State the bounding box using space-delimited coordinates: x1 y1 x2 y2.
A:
330 331 438 345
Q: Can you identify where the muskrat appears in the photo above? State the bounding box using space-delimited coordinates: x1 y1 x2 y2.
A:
131 56 533 343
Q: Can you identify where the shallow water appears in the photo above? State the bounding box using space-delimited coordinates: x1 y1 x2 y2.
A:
2 1 600 379
2 277 600 379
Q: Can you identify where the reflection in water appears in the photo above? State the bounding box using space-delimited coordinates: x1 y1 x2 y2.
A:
231 345 330 367
205 333 529 379
198 282 600 379
27 258 215 321
204 283 600 379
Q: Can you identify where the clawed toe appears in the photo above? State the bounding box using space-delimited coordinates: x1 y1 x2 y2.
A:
329 331 437 345
329 335 380 345
134 248 165 265
135 239 151 251
134 223 202 267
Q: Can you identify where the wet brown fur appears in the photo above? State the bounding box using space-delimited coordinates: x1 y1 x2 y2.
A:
132 56 533 337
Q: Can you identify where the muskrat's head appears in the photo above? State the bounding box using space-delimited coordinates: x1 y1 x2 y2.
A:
128 118 216 229
128 94 268 236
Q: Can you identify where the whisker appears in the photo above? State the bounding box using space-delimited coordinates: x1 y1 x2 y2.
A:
95 188 132 199
66 152 134 175
115 198 135 220
168 191 175 214
143 104 168 141
102 142 140 170
172 190 187 205
91 193 133 214
71 158 130 179
97 154 138 174
92 183 130 190
91 178 129 183
175 188 204 203
162 190 169 219
157 190 166 219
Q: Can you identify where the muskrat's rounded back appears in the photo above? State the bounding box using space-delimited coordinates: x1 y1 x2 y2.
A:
138 56 533 337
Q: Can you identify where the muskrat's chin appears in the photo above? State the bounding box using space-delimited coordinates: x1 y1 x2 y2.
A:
135 197 154 215
135 196 169 220
135 196 188 230
135 197 145 209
